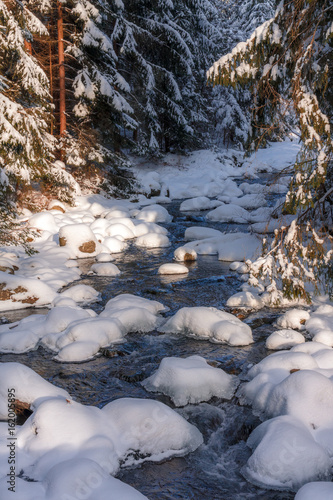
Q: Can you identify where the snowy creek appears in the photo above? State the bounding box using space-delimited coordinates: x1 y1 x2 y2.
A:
0 193 294 499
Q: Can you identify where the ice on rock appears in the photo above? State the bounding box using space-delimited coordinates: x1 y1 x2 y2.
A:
244 416 332 490
142 355 239 406
102 398 203 465
0 362 70 419
174 246 197 262
158 263 189 275
179 197 222 212
43 459 148 500
206 204 251 223
103 236 128 253
136 204 172 223
184 226 223 240
59 224 100 258
295 482 333 500
55 341 101 362
266 329 305 350
226 291 264 310
135 233 170 248
60 284 100 305
90 262 121 276
276 309 310 330
158 307 253 346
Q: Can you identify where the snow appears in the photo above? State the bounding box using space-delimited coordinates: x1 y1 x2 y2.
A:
179 196 222 212
0 362 70 419
159 306 253 346
59 284 100 305
55 340 101 362
184 226 223 240
90 262 121 276
266 329 305 350
174 246 197 262
295 482 333 500
135 233 170 248
206 203 251 223
158 263 189 275
142 355 239 406
135 204 172 223
102 398 203 465
277 309 310 330
244 415 331 490
58 223 100 258
226 291 264 309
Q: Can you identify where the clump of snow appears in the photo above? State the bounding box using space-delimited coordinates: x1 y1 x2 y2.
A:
158 263 189 275
184 226 223 240
266 329 305 350
206 204 251 223
55 341 101 362
0 362 70 419
276 309 310 330
244 415 331 490
102 398 203 465
96 252 114 262
174 246 197 262
90 262 121 276
59 224 100 258
136 204 172 223
59 284 100 305
179 197 222 212
28 212 59 233
295 482 333 500
226 291 264 310
135 233 170 248
142 355 239 406
132 222 168 237
218 233 262 261
305 305 333 338
159 307 253 346
102 236 128 253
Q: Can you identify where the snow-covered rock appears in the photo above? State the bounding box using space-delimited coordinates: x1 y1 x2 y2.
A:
159 307 253 346
142 355 239 406
184 226 223 240
135 233 170 248
158 263 189 275
59 224 99 258
90 263 121 276
174 246 197 262
265 329 305 350
179 197 221 212
295 482 333 500
277 309 310 330
226 291 263 309
206 204 251 223
136 204 172 223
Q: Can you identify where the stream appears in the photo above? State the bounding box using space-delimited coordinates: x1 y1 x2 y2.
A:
0 196 294 500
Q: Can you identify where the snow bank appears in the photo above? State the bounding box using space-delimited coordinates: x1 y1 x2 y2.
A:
159 307 253 346
142 355 239 406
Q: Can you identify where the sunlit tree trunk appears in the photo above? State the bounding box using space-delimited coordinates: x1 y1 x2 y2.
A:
57 0 66 138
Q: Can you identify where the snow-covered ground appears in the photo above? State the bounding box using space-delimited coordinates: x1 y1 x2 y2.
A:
1 140 333 499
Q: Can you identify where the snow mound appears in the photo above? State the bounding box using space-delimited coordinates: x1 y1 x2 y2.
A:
218 233 262 262
142 355 239 406
132 222 168 237
0 272 58 311
135 233 170 248
102 398 203 465
206 204 251 223
244 416 331 491
184 226 223 240
43 458 148 500
136 204 172 223
295 482 333 500
179 197 221 212
306 305 333 338
90 263 121 276
103 236 128 253
266 329 305 350
28 212 59 233
59 284 99 305
59 224 99 258
174 246 197 261
0 362 70 419
55 341 101 362
226 291 263 309
276 309 310 330
159 307 253 346
158 263 189 275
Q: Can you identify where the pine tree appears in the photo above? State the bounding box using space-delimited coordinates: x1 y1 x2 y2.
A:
209 0 333 301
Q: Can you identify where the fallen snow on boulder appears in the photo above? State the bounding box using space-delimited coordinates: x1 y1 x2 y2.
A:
142 355 239 406
158 263 189 275
135 204 172 223
276 309 310 330
174 246 197 262
158 307 253 346
135 233 170 248
265 329 305 350
90 262 121 276
206 204 251 223
179 197 222 212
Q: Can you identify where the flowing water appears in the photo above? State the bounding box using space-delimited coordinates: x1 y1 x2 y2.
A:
0 197 294 500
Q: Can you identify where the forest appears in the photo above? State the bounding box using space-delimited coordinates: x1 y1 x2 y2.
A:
0 0 332 499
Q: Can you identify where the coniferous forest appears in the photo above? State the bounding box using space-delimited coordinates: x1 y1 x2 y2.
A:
0 1 333 499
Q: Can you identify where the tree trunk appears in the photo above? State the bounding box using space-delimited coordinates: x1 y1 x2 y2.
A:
24 39 32 54
57 0 66 138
